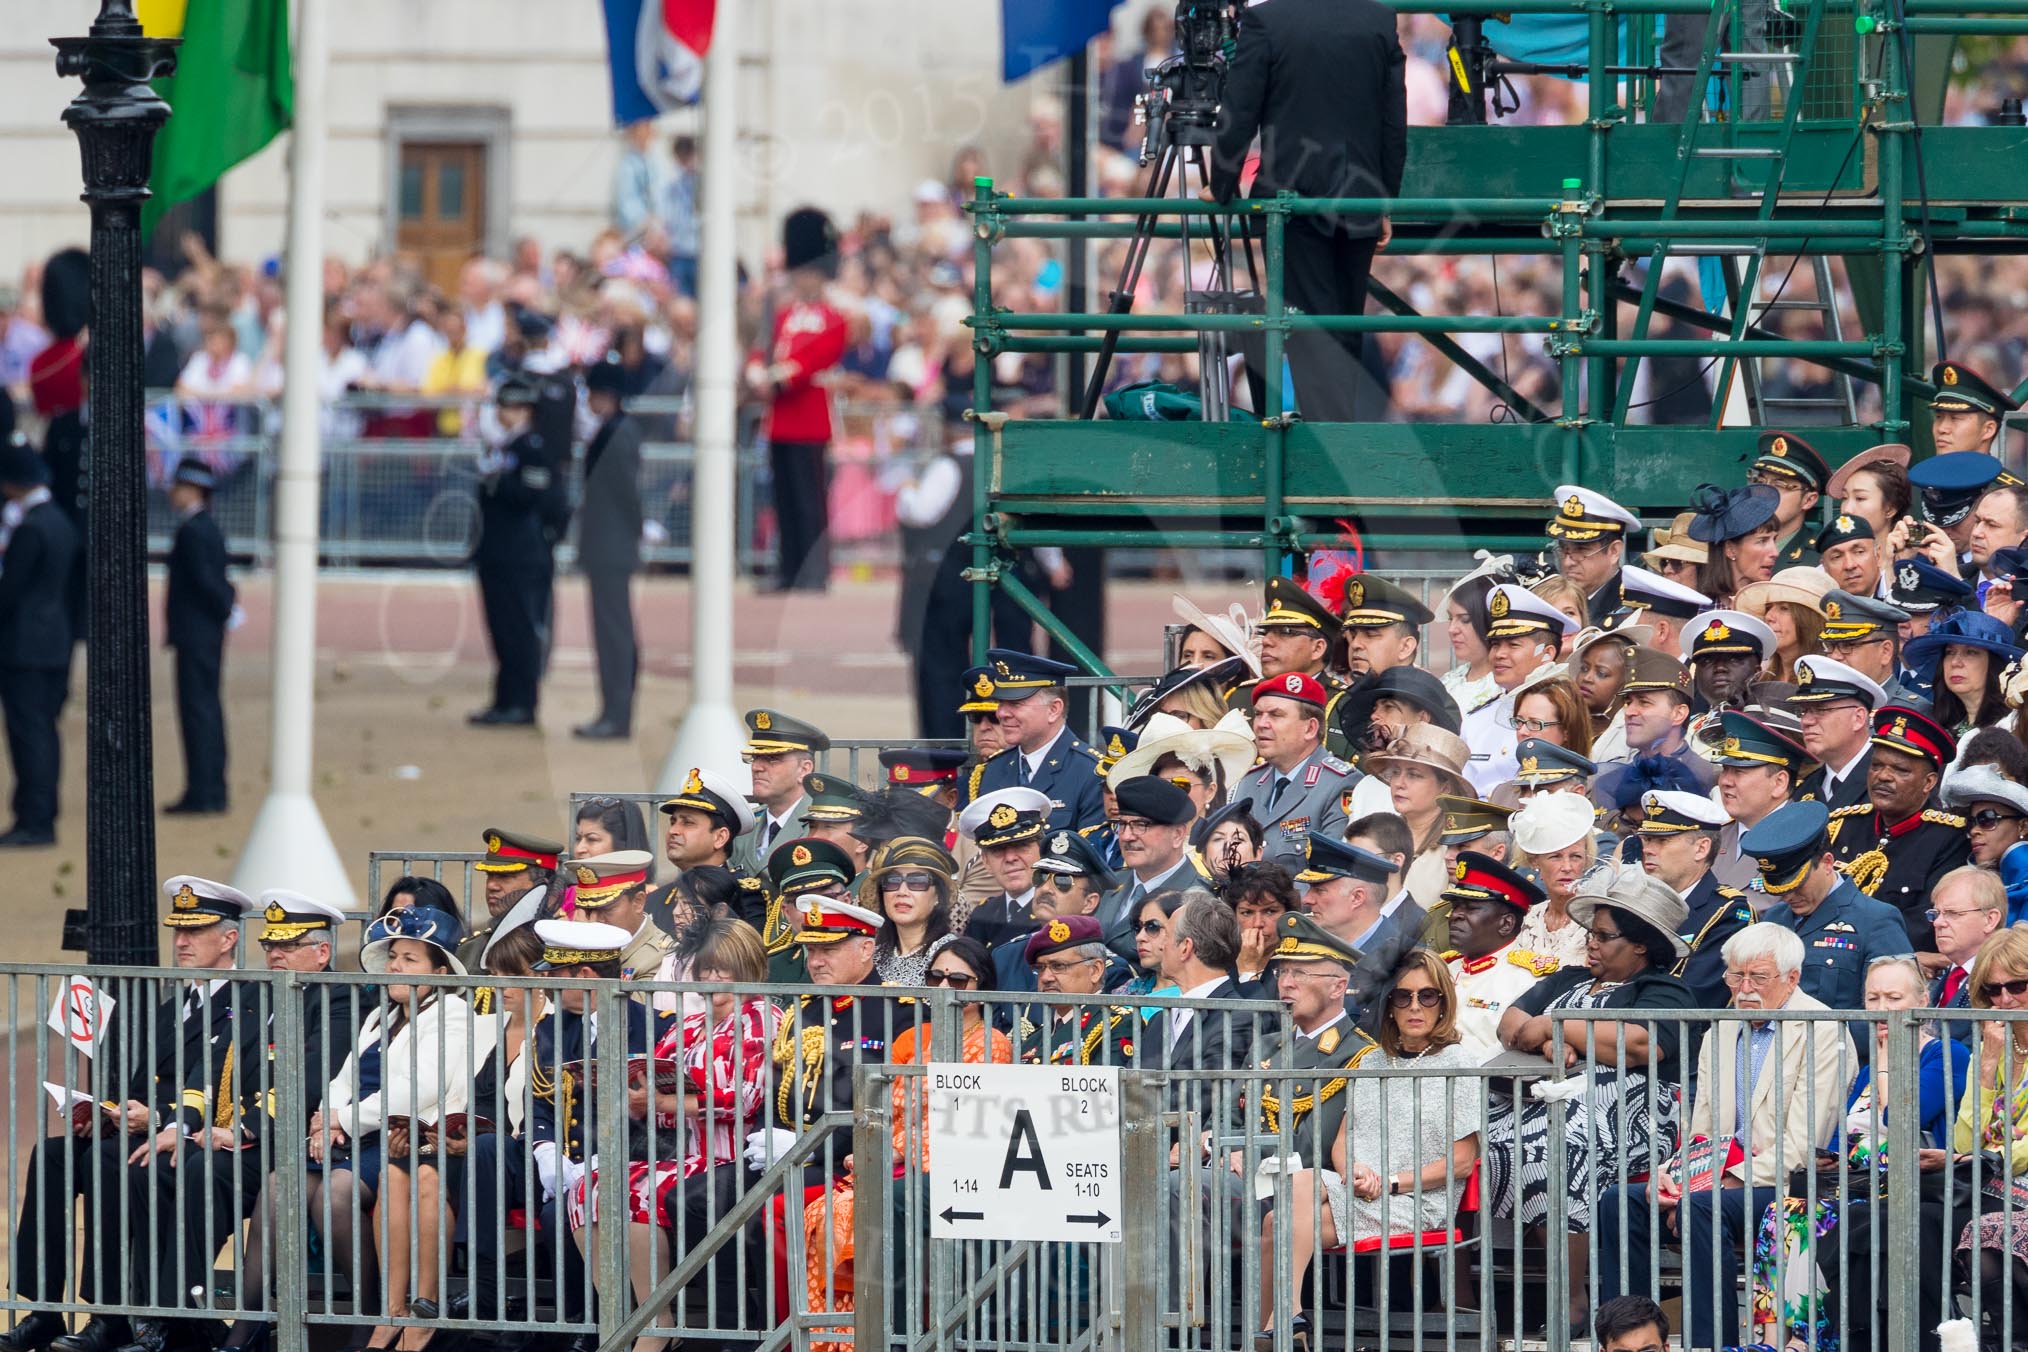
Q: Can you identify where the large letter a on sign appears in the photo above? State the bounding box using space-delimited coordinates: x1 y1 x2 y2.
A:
998 1109 1052 1190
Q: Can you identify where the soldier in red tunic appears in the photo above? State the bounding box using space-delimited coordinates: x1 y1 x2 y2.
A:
749 207 847 593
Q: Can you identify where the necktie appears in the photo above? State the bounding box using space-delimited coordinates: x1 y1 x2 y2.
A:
1017 756 1030 786
761 819 777 852
1267 775 1291 814
1943 966 1967 1005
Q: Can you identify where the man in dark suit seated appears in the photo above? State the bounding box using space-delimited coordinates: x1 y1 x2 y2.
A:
1145 896 1255 1075
1929 864 2006 1044
1209 0 1407 421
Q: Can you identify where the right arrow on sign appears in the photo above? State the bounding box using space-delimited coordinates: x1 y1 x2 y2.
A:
1066 1212 1111 1227
939 1207 985 1225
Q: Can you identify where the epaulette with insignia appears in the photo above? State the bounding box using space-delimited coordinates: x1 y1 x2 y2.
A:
1320 754 1354 775
1074 742 1102 759
1509 949 1561 977
1922 809 1968 828
1829 804 1871 819
1439 949 1461 961
1717 885 1748 898
1317 1026 1341 1055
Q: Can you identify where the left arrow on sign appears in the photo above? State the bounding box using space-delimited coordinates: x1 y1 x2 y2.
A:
939 1207 985 1225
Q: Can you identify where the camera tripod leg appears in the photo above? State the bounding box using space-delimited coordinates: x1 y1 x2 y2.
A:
1079 144 1183 419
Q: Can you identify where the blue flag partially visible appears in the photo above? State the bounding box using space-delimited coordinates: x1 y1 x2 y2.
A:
602 0 716 125
1002 0 1124 82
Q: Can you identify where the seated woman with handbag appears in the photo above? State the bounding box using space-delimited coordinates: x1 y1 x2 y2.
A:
313 906 493 1352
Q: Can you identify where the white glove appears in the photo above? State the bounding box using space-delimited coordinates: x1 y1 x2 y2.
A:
557 1152 587 1200
744 1128 798 1171
532 1141 559 1199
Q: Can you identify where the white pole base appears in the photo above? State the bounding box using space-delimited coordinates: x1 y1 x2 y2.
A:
657 700 749 794
231 789 359 908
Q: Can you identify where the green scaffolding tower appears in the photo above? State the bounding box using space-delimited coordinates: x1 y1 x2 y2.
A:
963 0 2028 683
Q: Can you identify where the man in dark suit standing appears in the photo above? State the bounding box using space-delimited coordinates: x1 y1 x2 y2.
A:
469 373 559 727
163 459 235 814
1211 0 1407 421
573 352 643 739
0 438 76 847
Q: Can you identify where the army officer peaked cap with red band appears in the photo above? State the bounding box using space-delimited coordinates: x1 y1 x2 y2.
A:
1870 704 1956 770
1441 851 1545 915
1252 671 1327 709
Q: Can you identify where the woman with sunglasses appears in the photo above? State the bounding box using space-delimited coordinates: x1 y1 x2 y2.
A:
1952 926 2028 1336
863 836 957 986
1259 952 1478 1349
805 937 1009 1350
1945 766 2028 924
1485 866 1695 1334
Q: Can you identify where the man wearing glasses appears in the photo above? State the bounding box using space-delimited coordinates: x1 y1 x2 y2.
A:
1925 865 2007 1044
989 829 1117 991
1785 655 1884 810
1596 921 1850 1350
1741 800 1912 1045
1016 915 1135 1066
1817 590 1930 710
1094 777 1208 956
1745 430 1830 567
1546 484 1641 626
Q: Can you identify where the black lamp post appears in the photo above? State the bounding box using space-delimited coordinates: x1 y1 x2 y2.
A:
53 1 177 967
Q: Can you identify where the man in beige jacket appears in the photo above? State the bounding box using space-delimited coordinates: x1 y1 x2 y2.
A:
1595 922 1854 1348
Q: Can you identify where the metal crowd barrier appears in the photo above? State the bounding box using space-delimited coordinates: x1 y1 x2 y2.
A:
16 970 1992 1352
136 391 947 571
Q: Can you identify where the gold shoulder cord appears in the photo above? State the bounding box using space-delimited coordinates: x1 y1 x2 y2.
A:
213 1039 236 1130
1259 1038 1374 1133
1840 849 1890 895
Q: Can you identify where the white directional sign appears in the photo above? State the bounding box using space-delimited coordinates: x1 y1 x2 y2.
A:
927 1063 1122 1244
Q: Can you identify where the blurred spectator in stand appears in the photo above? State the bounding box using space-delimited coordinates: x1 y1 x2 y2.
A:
612 118 667 238
460 256 507 356
1100 6 1176 151
351 283 443 438
0 286 49 396
665 134 701 298
421 308 489 436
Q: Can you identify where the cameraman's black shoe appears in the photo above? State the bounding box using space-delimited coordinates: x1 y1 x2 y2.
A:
50 1318 129 1352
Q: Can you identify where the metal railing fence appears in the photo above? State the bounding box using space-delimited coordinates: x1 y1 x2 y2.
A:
134 391 948 570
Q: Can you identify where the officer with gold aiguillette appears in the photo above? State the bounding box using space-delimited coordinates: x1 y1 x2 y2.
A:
1239 913 1378 1163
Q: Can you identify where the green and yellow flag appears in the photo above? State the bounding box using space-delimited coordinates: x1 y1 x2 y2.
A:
138 0 294 235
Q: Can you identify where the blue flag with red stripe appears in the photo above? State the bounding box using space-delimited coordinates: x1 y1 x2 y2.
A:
1001 0 1124 81
603 0 716 124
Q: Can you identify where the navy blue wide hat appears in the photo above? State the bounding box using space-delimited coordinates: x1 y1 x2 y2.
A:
1608 754 1711 810
362 905 468 975
1889 556 1976 614
1904 609 2027 670
1909 451 2014 526
1686 482 1780 544
1337 665 1463 736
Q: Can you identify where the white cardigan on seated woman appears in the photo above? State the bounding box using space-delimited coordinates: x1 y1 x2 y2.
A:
322 992 497 1138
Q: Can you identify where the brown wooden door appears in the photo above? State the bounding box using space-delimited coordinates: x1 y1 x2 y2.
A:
395 142 486 293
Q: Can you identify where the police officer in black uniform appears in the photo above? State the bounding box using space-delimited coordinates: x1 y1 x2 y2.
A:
0 437 76 847
1826 705 1970 952
573 353 643 740
163 459 235 814
469 373 563 727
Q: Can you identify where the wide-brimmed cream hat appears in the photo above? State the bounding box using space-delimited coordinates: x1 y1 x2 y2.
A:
1171 594 1263 677
1736 565 1835 620
1641 512 1709 568
1825 443 1911 500
1509 789 1596 856
1362 724 1472 796
1108 709 1257 794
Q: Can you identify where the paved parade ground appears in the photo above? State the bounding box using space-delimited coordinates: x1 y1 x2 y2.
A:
7 570 1183 963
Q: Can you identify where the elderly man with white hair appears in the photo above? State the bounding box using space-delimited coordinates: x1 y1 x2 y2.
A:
1596 921 1853 1350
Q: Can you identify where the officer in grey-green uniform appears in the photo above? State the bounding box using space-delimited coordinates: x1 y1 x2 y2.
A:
1240 913 1379 1163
